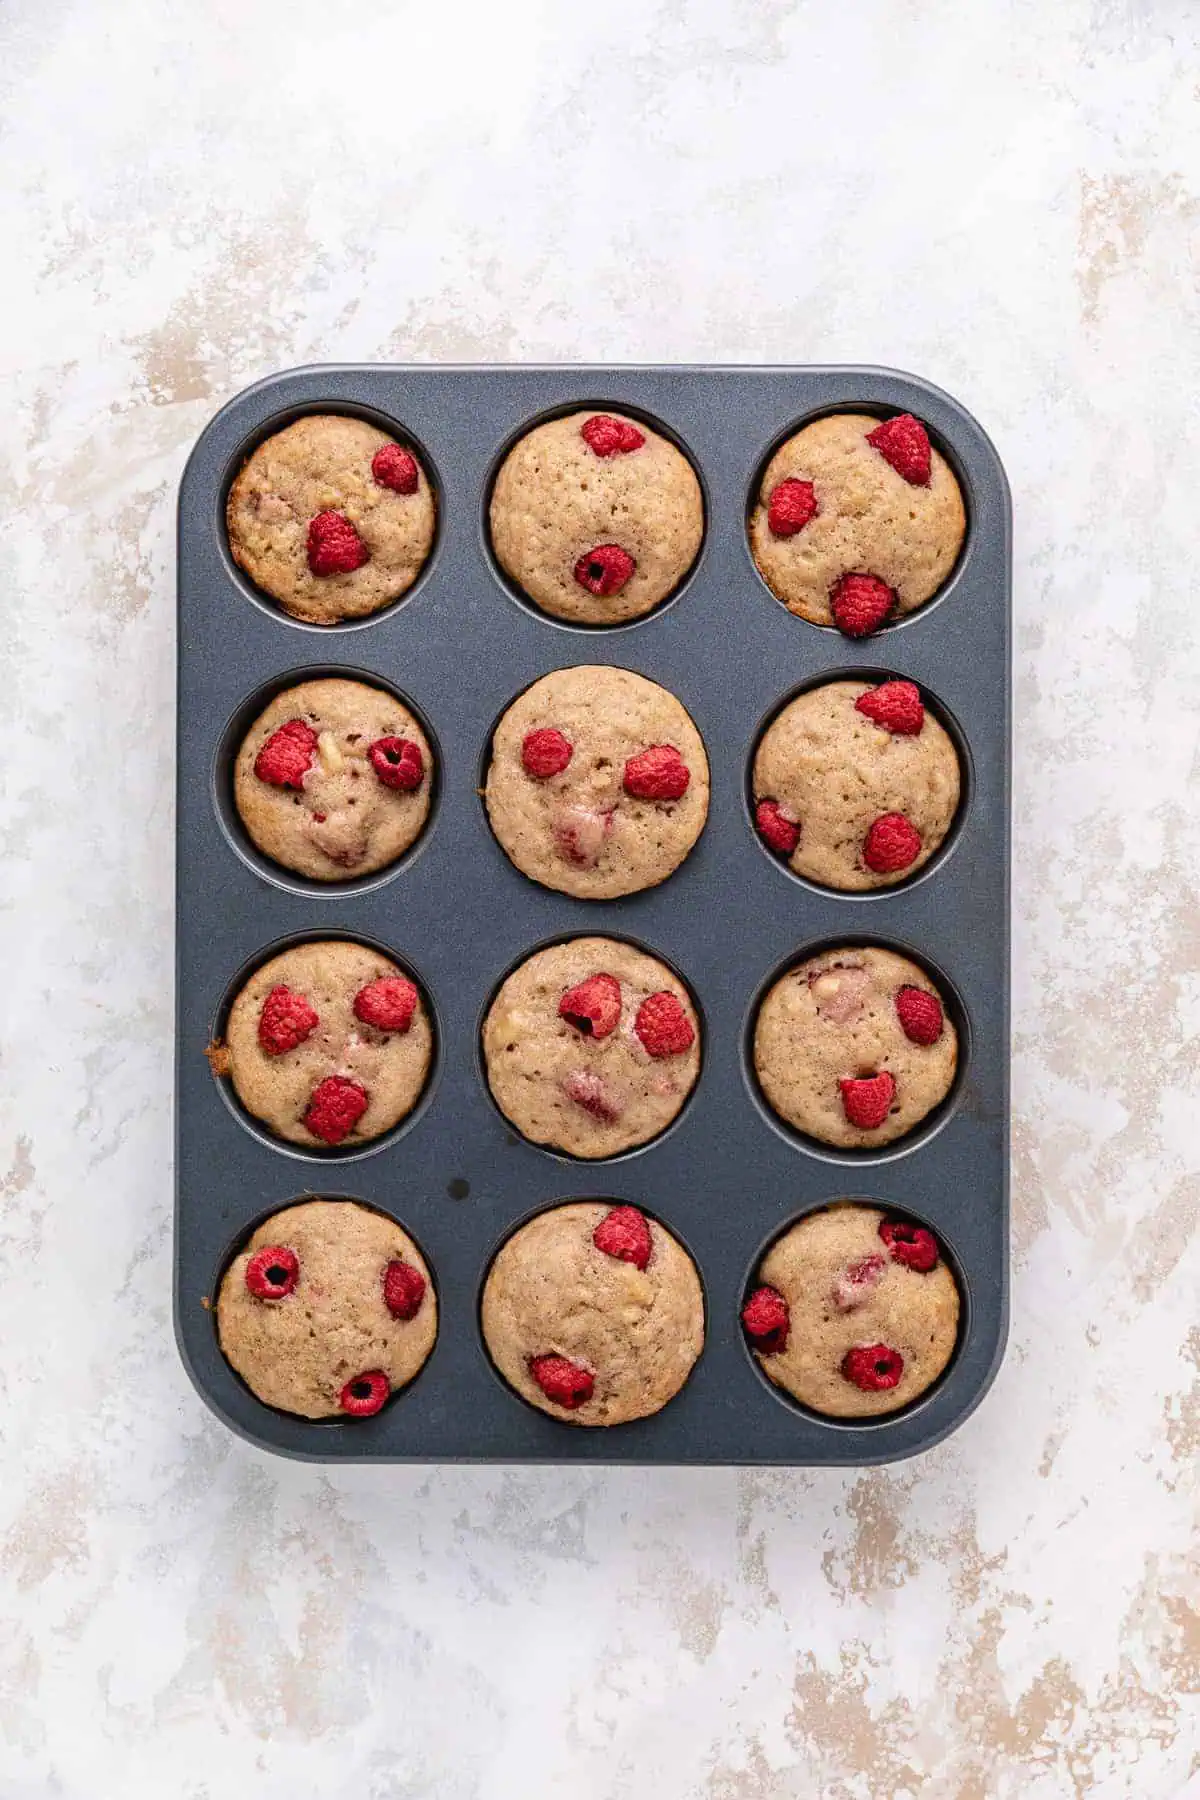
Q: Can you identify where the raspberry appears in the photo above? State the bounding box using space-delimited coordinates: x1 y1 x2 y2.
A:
340 1370 390 1416
529 1353 594 1409
244 1245 299 1300
863 813 922 874
257 985 319 1055
832 1254 886 1313
521 728 573 779
383 1259 427 1319
766 477 818 537
830 572 896 637
755 799 801 855
574 543 635 596
866 414 932 486
623 744 690 801
592 1204 652 1270
895 986 944 1045
303 1076 368 1144
841 1344 904 1391
839 1071 897 1130
561 1069 621 1122
254 719 318 789
354 976 419 1034
553 806 613 867
741 1285 790 1354
368 736 424 791
371 443 419 494
306 510 369 576
879 1218 939 1273
634 992 695 1057
559 973 622 1038
854 679 924 735
581 414 646 456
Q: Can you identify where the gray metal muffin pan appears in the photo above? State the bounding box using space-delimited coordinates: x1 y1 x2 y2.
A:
175 364 1010 1464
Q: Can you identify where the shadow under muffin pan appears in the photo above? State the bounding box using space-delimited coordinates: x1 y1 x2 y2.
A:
177 363 1010 1463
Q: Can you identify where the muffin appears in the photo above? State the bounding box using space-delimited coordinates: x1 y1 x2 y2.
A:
216 940 433 1150
483 937 700 1158
753 945 957 1148
748 412 965 634
234 677 433 881
485 665 709 899
226 415 435 624
217 1200 436 1418
481 1201 704 1424
489 410 703 624
742 1203 959 1417
752 678 960 889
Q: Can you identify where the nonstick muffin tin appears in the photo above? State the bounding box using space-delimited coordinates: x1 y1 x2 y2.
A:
175 364 1010 1464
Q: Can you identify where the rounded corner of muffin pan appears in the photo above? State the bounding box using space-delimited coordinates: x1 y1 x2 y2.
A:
477 397 711 635
213 397 446 635
743 665 975 898
211 663 442 900
736 1193 972 1435
206 928 443 1166
740 933 973 1169
474 929 706 1169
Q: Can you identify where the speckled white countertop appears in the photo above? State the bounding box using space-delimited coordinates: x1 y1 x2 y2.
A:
2 2 1198 1795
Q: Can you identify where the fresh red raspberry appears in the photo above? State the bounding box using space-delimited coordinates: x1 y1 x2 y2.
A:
895 986 944 1045
354 976 419 1034
368 736 425 791
257 985 319 1056
841 1344 905 1391
832 1254 886 1312
866 414 932 486
340 1370 390 1416
623 744 690 801
766 477 818 537
742 1285 790 1353
371 443 419 494
634 992 695 1057
592 1204 652 1270
581 414 646 456
863 813 922 874
553 806 613 867
529 1353 594 1409
830 572 896 637
306 510 369 576
879 1218 940 1272
561 1069 622 1122
574 543 635 596
244 1245 299 1300
383 1259 427 1319
521 728 574 779
559 973 622 1039
854 679 924 735
755 799 801 855
839 1071 897 1130
303 1076 369 1144
254 719 318 789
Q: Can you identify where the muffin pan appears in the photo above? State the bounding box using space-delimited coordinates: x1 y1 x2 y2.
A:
175 364 1010 1463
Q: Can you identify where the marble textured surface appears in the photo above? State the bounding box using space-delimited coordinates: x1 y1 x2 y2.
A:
2 1 1198 1795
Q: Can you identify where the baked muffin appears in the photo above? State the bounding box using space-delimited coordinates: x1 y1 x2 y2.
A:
226 415 435 624
753 945 957 1148
489 410 703 624
234 677 432 881
482 937 700 1158
481 1201 704 1424
216 940 432 1150
742 1203 959 1417
485 665 709 899
752 678 960 889
748 412 965 634
217 1200 436 1418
